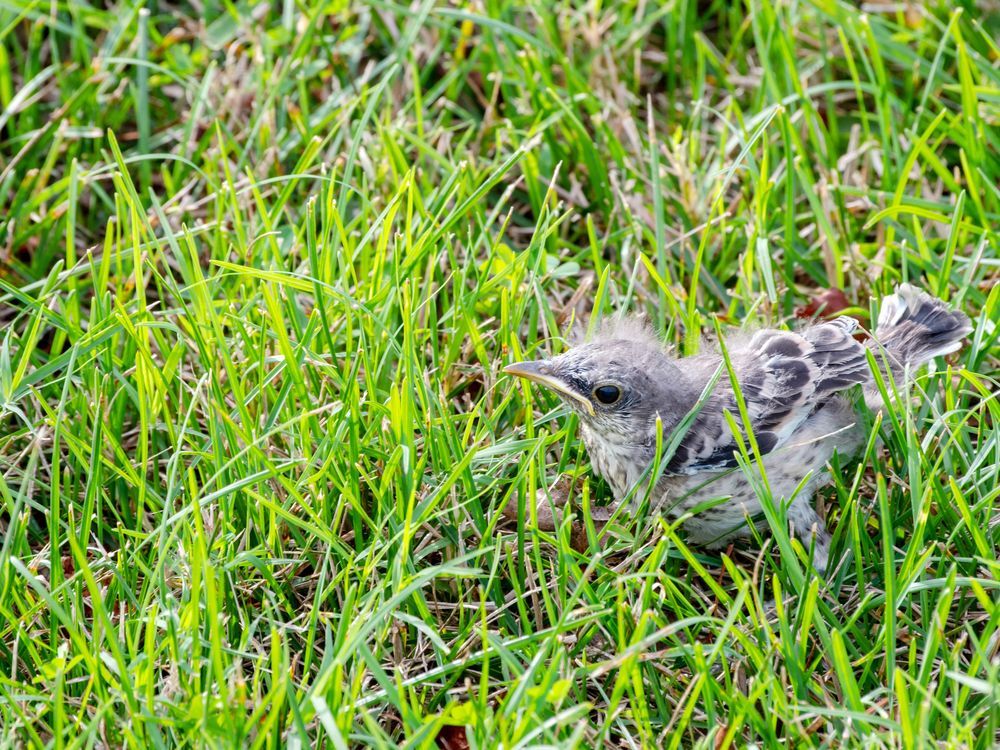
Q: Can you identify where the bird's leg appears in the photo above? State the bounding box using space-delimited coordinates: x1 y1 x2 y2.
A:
787 496 831 574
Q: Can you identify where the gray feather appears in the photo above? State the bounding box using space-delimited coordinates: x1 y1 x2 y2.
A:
870 283 972 372
667 318 869 474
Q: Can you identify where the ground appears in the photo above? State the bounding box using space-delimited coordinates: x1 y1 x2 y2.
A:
1 1 999 748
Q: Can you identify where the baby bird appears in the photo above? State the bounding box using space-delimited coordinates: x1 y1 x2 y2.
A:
505 285 971 572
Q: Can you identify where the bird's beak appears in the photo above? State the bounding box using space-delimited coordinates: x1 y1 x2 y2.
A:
503 360 595 416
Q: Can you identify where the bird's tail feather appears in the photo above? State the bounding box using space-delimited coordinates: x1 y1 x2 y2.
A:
864 284 971 406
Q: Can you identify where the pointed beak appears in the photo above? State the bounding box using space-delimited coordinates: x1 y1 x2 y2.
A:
503 360 595 416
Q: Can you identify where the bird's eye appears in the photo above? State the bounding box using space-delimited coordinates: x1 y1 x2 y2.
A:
593 384 621 405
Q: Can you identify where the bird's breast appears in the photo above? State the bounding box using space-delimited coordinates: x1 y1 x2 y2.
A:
581 426 649 501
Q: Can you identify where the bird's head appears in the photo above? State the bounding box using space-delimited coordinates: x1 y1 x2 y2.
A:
504 331 695 442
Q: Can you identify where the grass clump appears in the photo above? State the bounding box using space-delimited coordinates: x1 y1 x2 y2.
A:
1 1 998 747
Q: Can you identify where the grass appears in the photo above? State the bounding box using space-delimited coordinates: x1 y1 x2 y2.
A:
1 0 999 746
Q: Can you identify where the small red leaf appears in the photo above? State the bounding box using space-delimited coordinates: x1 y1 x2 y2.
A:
795 287 853 320
436 725 470 750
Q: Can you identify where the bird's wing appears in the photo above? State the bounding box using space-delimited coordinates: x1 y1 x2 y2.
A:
665 317 868 475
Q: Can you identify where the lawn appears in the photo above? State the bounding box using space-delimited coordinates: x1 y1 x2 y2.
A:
1 0 999 747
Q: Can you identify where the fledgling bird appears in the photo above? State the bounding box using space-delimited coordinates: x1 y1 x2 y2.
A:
505 285 971 572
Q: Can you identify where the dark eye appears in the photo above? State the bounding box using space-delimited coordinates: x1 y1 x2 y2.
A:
593 385 621 405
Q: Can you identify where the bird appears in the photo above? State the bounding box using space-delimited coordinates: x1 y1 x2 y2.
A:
504 285 972 573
